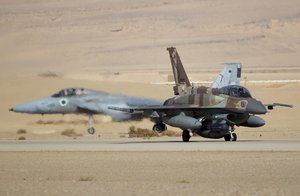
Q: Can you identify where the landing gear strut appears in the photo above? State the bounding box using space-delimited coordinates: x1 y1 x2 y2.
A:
224 127 237 141
152 123 167 133
87 115 95 135
182 129 191 142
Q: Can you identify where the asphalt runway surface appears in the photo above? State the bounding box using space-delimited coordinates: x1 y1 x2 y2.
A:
0 138 299 151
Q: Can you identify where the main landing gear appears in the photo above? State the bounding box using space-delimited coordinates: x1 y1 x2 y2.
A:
87 115 95 135
152 123 192 142
152 123 167 133
182 129 192 142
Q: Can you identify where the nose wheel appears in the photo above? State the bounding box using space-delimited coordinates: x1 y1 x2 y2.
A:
224 126 237 141
87 115 95 135
224 132 237 141
88 127 95 135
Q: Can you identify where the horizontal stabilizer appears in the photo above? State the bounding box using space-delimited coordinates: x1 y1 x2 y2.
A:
265 103 293 110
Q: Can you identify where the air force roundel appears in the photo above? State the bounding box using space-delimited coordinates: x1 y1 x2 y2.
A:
59 98 68 106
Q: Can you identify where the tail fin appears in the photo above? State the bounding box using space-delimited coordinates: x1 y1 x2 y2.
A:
167 47 191 95
211 63 242 88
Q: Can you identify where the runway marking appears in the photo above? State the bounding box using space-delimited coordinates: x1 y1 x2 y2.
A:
0 139 299 152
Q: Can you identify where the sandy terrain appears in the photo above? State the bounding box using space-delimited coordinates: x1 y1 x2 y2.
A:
0 151 299 196
1 0 300 195
1 0 300 72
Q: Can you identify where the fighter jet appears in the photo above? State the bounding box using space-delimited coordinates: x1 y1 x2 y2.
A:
110 47 293 142
10 88 162 134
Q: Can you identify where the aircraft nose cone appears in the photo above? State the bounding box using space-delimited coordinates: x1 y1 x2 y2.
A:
11 102 38 113
246 100 267 114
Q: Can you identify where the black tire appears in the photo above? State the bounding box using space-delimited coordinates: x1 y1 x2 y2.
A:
232 133 237 141
163 124 167 131
88 127 95 135
224 133 237 141
182 130 191 142
224 134 231 141
152 123 166 133
160 123 167 131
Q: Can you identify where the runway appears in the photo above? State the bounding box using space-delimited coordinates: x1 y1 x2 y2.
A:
1 139 299 196
0 138 299 151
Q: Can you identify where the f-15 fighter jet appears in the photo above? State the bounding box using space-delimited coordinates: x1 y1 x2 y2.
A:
10 88 162 134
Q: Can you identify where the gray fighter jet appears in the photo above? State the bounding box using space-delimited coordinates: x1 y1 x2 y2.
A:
10 88 162 134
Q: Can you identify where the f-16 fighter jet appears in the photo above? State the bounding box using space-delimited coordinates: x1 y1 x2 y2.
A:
110 47 293 142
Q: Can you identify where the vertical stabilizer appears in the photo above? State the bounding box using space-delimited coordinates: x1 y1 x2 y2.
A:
211 63 242 89
167 47 191 95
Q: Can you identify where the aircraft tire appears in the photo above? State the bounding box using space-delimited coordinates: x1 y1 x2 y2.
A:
232 133 237 141
224 133 237 141
152 123 166 133
88 127 95 135
224 134 231 141
182 130 191 142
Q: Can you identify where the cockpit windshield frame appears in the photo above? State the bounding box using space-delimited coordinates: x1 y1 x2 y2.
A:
219 85 252 98
52 88 87 98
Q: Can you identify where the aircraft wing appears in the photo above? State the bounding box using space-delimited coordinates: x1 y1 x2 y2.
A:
265 103 293 110
211 63 242 88
108 105 245 116
78 102 138 121
77 102 101 114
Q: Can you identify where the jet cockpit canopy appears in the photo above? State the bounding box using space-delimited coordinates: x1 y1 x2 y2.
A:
52 88 87 97
219 85 252 98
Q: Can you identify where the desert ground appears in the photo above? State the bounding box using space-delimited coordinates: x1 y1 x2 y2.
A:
1 0 300 195
0 150 299 196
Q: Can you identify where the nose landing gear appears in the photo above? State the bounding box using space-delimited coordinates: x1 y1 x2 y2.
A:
224 126 237 141
87 115 95 135
88 127 95 135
